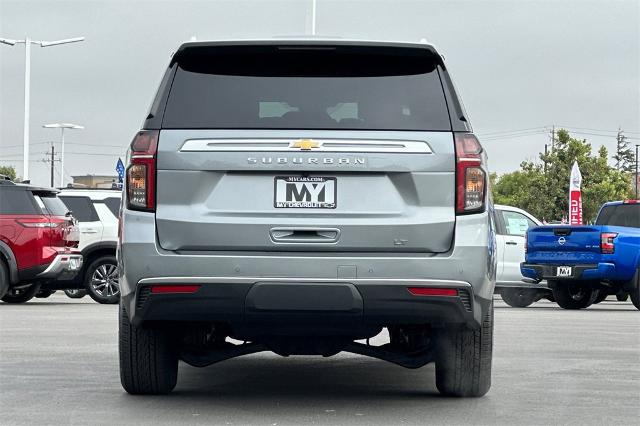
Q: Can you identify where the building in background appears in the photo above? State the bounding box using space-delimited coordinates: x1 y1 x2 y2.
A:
71 174 119 188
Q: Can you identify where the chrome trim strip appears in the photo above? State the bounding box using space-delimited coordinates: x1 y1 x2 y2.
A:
180 138 433 153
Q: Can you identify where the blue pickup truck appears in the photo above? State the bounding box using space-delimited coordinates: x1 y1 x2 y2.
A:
521 200 639 310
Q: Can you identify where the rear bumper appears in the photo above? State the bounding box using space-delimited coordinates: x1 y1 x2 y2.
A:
36 253 83 280
119 210 495 331
130 277 480 333
521 262 614 281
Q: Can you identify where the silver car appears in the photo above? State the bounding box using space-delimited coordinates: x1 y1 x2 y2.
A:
118 39 495 397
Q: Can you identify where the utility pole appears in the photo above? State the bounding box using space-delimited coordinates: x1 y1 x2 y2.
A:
49 144 55 187
42 141 59 188
550 125 556 151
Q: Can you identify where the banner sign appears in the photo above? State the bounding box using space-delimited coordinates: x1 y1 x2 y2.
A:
116 158 125 183
569 161 582 225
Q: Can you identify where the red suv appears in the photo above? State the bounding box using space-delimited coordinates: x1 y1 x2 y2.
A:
0 177 83 303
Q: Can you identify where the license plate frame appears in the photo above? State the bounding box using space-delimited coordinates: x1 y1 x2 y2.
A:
274 176 337 209
556 266 573 277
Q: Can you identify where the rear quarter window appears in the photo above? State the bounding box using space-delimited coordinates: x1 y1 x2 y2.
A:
37 195 70 216
162 46 451 131
0 189 39 214
59 196 99 222
103 197 121 218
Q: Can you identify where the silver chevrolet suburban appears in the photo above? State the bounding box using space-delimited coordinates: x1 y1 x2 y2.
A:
118 39 496 397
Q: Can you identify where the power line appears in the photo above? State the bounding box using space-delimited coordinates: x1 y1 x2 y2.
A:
64 151 121 157
476 126 548 136
556 125 640 135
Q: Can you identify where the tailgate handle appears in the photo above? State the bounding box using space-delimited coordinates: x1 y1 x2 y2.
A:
553 228 572 236
270 227 340 243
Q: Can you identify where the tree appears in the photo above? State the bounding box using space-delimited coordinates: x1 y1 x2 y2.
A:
492 129 634 222
613 130 635 173
0 165 17 181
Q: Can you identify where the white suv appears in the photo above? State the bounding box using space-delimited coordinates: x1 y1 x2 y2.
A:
58 188 121 303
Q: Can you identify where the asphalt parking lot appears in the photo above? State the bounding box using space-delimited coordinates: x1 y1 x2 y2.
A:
1 295 638 426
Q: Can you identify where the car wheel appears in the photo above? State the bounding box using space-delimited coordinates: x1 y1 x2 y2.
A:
1 283 41 304
119 303 179 395
435 300 493 397
85 255 120 304
592 289 608 304
629 269 640 311
35 289 56 298
501 288 538 308
64 289 87 299
616 293 628 302
551 281 597 309
0 261 9 299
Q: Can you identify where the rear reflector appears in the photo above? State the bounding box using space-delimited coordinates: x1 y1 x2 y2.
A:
150 285 201 294
407 287 458 296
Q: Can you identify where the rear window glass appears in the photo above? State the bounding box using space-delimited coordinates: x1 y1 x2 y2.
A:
59 196 99 222
162 46 451 131
103 197 121 218
0 189 38 214
595 204 639 228
37 195 69 216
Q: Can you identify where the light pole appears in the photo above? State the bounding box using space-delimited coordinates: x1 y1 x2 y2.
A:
43 123 84 187
0 36 84 181
635 144 640 200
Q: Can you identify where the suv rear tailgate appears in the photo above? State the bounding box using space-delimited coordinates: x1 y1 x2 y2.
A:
155 130 455 252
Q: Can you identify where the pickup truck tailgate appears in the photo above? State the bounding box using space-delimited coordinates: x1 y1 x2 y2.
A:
527 226 603 263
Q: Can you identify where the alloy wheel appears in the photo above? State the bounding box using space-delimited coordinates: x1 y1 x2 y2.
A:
91 263 120 298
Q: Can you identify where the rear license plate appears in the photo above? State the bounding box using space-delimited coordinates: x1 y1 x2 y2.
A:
556 266 572 277
274 176 336 209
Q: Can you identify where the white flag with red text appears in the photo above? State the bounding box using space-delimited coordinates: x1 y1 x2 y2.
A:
569 161 583 225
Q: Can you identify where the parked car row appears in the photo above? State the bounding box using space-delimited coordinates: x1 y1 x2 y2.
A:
0 176 121 304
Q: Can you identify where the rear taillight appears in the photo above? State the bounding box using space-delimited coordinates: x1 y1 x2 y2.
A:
15 218 59 228
524 231 528 254
455 133 486 214
126 130 158 212
600 232 617 254
623 200 639 204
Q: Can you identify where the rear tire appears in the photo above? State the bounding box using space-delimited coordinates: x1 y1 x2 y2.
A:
592 289 608 304
119 303 179 395
616 293 628 302
1 283 41 304
628 269 640 311
501 288 537 308
35 289 55 298
551 281 597 309
85 255 120 304
0 261 9 299
64 289 87 299
435 300 493 397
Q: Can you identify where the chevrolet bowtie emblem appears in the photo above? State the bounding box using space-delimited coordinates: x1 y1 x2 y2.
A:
290 139 320 150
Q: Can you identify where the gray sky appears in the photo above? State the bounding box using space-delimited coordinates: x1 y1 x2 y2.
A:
1 0 639 186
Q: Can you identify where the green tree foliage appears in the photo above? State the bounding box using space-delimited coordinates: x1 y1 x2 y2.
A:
492 129 634 222
613 131 635 173
0 165 17 181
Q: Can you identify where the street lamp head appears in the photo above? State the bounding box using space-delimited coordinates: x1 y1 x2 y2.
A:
0 38 17 46
43 123 84 129
40 37 85 47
